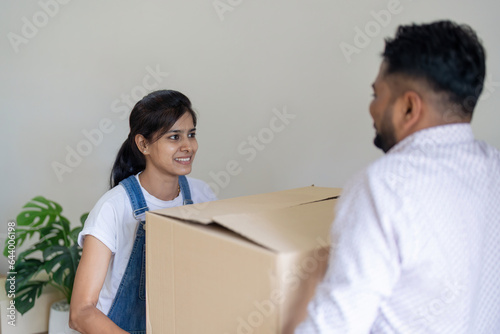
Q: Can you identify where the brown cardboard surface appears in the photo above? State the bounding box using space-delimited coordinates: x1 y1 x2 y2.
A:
146 186 340 334
213 200 336 253
152 186 341 224
146 214 279 333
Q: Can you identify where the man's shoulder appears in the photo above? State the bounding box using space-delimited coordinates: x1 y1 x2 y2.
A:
364 151 408 178
341 151 417 200
476 139 500 158
340 154 404 196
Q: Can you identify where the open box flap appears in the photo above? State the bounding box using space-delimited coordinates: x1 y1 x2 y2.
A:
213 198 337 253
151 186 341 224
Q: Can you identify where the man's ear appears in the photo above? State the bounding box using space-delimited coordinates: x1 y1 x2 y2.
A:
399 90 423 133
135 134 149 155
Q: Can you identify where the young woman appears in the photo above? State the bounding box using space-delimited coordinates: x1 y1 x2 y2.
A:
69 90 217 334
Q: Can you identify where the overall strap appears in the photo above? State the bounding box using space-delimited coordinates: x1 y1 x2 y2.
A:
120 175 149 220
179 175 193 205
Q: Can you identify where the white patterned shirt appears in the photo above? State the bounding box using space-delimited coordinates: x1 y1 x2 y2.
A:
296 124 500 334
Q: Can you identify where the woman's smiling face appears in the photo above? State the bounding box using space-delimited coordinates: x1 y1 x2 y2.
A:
142 112 198 177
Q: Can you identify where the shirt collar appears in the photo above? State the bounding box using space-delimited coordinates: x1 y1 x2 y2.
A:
389 123 474 154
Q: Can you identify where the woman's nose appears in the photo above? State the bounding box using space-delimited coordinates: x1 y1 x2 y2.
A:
180 137 192 152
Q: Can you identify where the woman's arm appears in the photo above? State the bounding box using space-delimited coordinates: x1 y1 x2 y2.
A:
69 235 127 334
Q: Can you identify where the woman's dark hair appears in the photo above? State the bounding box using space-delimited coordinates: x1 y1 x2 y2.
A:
382 20 486 115
110 90 197 188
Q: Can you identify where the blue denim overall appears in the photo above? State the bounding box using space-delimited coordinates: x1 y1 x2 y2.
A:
107 175 193 333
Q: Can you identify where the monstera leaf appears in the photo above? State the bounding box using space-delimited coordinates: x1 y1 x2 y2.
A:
4 196 87 315
14 280 47 315
43 244 81 296
3 196 67 257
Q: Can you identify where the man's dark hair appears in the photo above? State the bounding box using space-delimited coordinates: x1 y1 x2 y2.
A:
383 20 486 115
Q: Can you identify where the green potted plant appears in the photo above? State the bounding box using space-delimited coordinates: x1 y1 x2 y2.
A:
4 196 86 316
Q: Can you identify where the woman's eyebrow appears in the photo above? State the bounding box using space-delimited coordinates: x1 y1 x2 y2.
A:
167 127 197 134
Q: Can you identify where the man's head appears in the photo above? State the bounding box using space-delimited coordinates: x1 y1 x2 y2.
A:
370 20 486 152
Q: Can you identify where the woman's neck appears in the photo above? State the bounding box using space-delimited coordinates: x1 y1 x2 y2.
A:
138 169 179 201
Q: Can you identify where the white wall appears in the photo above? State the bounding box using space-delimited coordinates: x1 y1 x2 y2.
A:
1 0 499 274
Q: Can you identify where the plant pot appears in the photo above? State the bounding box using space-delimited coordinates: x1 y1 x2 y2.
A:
48 299 79 334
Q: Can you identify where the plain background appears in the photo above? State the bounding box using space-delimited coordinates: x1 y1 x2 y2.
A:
1 0 499 274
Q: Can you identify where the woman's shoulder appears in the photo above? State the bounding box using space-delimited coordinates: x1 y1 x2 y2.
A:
79 184 132 251
93 184 130 209
185 176 218 203
84 184 133 226
185 176 209 188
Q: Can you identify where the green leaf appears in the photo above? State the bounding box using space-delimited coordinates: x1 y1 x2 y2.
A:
12 226 65 261
80 213 89 226
14 280 47 315
69 212 87 246
43 245 78 301
6 197 69 254
2 196 85 313
7 259 45 292
67 243 82 294
59 216 71 241
42 245 68 260
69 226 83 244
3 228 30 257
44 253 67 277
39 226 66 246
17 196 63 228
16 244 42 263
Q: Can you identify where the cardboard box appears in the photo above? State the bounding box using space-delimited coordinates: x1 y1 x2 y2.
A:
145 186 341 334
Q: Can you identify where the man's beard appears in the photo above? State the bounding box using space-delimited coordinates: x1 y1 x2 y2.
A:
373 108 397 153
373 131 397 153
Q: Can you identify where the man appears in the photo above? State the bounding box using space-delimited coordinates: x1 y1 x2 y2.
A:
296 21 500 333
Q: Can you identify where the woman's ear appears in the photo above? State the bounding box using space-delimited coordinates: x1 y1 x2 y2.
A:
135 134 149 155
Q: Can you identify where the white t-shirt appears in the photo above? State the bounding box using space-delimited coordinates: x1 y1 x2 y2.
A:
78 174 217 315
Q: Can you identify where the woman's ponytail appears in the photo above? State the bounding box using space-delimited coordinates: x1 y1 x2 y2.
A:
109 134 146 188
